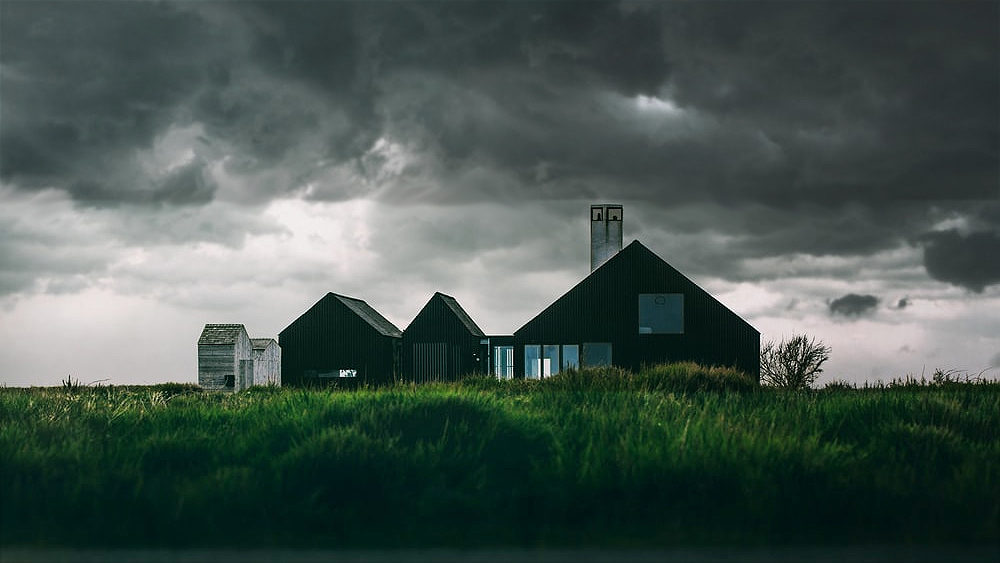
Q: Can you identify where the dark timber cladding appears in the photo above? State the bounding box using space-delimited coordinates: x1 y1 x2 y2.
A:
403 292 486 382
514 241 760 378
279 293 402 386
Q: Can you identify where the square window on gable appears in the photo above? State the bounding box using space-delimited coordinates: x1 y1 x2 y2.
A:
639 293 684 334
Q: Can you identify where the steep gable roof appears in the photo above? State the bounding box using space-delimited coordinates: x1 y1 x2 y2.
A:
403 292 486 339
198 324 248 345
516 240 757 335
434 292 485 337
333 293 403 338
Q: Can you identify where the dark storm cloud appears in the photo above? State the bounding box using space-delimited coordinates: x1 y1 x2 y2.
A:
353 0 998 206
1 1 997 270
921 229 1000 293
337 0 998 262
895 298 910 310
661 1 998 199
829 293 879 317
0 1 234 203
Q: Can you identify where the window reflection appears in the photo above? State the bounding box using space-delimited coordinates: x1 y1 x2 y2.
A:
524 345 541 379
638 293 684 334
543 345 559 377
562 345 579 371
493 346 514 380
582 343 612 367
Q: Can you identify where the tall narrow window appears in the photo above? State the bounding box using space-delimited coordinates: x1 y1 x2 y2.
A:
524 345 541 379
493 346 514 380
542 345 560 377
582 343 612 367
562 345 579 371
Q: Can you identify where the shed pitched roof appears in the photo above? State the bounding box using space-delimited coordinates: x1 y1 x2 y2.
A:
251 338 277 350
333 293 403 338
435 292 485 337
198 324 247 345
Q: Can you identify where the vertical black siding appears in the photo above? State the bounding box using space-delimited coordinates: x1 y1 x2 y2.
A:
279 294 400 386
403 294 485 382
514 241 760 379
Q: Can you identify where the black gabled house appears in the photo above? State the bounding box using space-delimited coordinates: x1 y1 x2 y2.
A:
513 240 760 379
279 292 402 386
403 292 487 383
280 205 760 386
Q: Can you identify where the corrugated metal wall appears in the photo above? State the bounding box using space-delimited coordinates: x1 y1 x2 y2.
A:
514 241 760 378
279 294 400 386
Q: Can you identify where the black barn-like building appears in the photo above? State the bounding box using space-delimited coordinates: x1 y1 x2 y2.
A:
512 240 760 378
403 292 487 383
279 292 402 386
278 205 760 386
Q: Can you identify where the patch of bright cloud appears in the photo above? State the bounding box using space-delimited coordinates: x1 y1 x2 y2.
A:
634 94 682 115
361 137 417 184
136 123 207 178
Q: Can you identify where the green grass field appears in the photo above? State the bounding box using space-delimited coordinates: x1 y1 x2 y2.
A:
1 364 998 549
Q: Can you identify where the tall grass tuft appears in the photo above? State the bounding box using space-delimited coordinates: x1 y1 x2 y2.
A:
634 362 758 393
536 362 757 393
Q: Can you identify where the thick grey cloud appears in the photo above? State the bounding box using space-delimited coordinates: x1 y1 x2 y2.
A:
4 2 995 203
1 0 997 294
829 293 879 317
0 1 236 204
921 229 1000 292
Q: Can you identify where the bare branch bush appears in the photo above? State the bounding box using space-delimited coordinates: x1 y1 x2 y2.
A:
760 334 832 389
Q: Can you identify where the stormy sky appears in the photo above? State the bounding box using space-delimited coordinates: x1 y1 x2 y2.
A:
1 0 998 386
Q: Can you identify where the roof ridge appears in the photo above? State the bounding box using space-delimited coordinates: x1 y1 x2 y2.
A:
198 323 248 345
333 293 403 337
435 293 485 337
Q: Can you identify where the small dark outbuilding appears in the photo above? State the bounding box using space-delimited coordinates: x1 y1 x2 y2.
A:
279 293 402 386
403 292 487 382
514 240 760 379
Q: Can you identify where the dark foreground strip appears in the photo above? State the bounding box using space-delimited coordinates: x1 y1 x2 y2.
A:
2 547 998 563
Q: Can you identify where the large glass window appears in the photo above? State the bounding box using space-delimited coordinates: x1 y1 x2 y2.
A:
562 345 579 371
638 293 684 334
524 345 541 379
582 343 612 367
543 345 559 377
493 346 514 380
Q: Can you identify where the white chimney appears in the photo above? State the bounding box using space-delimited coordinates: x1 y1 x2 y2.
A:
590 204 623 271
